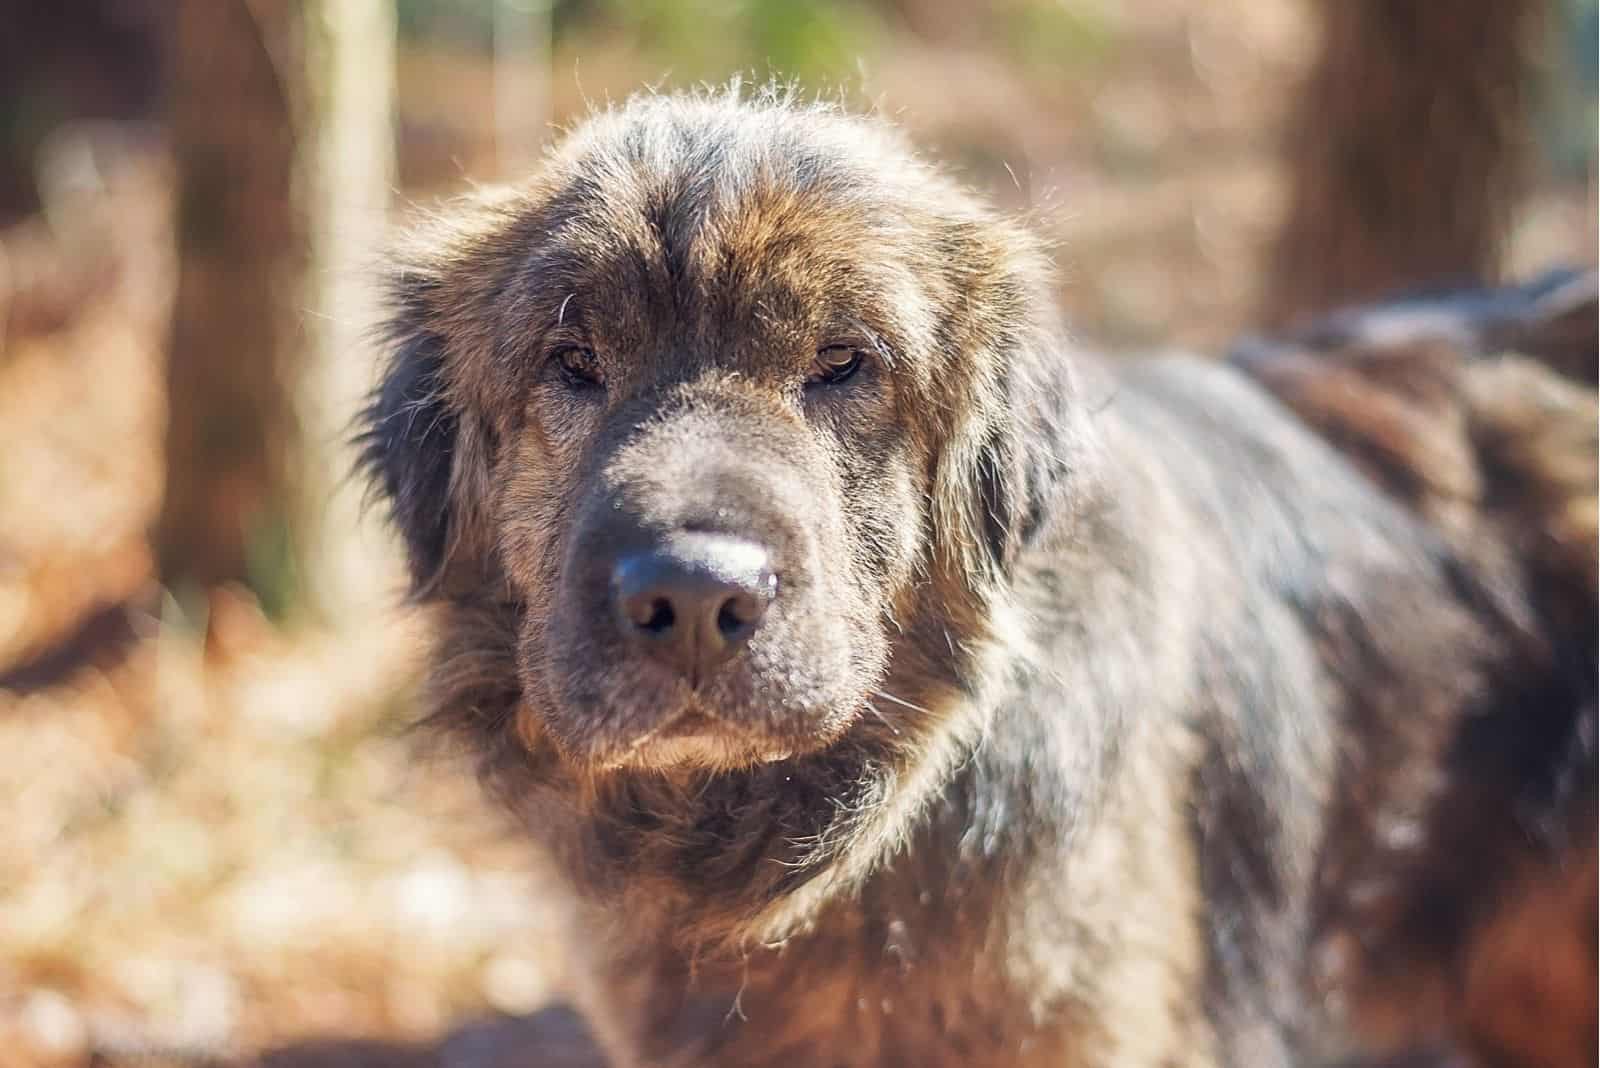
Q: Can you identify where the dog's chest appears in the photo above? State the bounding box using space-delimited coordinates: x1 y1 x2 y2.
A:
666 940 1087 1068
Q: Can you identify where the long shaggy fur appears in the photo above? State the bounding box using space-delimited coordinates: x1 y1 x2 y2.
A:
358 89 1596 1067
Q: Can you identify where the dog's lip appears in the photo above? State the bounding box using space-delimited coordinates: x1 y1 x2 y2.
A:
599 707 793 770
650 710 723 739
618 707 739 754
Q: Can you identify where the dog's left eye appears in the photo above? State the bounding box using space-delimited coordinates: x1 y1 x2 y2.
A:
552 345 604 389
807 345 864 387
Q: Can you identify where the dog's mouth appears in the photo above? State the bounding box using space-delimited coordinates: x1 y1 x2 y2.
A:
598 708 796 772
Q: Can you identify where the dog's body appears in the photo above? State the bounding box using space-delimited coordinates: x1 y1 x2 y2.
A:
360 92 1594 1067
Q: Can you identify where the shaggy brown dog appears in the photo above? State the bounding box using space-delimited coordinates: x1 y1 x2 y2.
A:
358 90 1594 1067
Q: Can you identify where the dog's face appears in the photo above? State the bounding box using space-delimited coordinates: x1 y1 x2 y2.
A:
363 93 1067 773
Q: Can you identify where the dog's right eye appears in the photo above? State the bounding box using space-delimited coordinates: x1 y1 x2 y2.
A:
552 346 604 389
808 345 864 387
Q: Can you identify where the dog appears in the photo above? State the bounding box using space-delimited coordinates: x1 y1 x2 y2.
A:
358 89 1595 1067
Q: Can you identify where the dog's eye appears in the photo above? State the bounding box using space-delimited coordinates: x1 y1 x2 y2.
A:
808 345 863 387
552 346 604 388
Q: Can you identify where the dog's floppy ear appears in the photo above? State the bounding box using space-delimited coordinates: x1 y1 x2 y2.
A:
357 299 498 595
358 188 540 594
938 357 1081 582
358 317 454 588
930 219 1085 586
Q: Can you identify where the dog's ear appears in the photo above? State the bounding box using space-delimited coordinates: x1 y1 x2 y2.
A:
971 380 1048 572
358 318 453 588
357 189 540 594
938 359 1081 583
930 220 1085 585
357 303 498 595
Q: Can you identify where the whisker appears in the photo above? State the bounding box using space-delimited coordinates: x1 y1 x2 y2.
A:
871 689 932 717
864 701 900 736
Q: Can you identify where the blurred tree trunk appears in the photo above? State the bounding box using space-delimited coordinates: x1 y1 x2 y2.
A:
299 0 398 621
158 0 397 620
1263 0 1547 329
157 0 304 612
493 0 550 177
0 2 166 224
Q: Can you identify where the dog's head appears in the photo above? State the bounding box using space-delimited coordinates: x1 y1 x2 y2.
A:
361 91 1080 773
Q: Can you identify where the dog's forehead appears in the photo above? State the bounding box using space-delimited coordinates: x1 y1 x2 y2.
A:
512 104 939 368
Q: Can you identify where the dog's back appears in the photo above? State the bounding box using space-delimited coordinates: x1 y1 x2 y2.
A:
971 350 1516 1065
1227 275 1598 1066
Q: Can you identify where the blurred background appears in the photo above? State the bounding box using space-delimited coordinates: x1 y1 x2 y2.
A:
0 2 1594 1065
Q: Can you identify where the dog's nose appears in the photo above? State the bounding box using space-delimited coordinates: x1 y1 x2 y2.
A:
610 534 776 683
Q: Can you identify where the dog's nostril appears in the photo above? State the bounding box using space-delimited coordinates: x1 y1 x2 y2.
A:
716 594 758 638
640 599 675 633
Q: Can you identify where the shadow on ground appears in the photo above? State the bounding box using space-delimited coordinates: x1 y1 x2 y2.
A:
251 1006 605 1068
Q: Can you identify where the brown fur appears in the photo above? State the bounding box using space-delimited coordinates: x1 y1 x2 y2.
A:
359 89 1594 1067
1231 279 1599 1068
